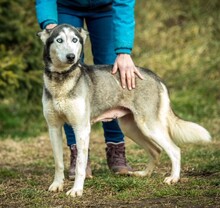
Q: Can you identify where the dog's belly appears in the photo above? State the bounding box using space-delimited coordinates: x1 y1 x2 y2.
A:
92 107 131 123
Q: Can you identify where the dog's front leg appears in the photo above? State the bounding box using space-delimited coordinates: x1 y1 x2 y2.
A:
66 123 90 197
48 126 65 192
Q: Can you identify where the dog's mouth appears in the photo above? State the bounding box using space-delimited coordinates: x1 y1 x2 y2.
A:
66 59 75 64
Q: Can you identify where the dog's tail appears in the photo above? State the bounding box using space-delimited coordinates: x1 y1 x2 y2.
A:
168 110 211 144
160 82 211 145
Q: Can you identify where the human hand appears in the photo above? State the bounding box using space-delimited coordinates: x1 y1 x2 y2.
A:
46 24 57 29
112 54 144 90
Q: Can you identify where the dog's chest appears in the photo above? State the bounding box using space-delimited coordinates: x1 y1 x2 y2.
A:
43 91 69 117
52 98 68 114
44 77 75 113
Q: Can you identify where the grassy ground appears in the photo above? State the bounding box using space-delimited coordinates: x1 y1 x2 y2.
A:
1 0 220 207
0 129 220 208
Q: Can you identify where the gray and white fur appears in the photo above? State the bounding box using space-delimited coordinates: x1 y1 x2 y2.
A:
38 24 211 197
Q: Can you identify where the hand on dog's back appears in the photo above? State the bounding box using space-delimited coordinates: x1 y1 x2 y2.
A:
112 54 144 90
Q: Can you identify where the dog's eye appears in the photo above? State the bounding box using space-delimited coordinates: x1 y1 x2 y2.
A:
72 38 78 43
56 38 63 43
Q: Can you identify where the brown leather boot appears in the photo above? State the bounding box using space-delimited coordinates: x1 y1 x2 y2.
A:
106 142 132 174
69 144 92 180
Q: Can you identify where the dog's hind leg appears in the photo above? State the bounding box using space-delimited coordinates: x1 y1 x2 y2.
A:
118 114 162 177
48 125 65 192
134 117 181 185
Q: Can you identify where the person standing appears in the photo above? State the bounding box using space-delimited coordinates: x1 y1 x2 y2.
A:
35 0 143 179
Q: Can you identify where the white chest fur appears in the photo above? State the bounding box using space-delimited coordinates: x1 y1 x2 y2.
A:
43 73 87 125
43 73 76 115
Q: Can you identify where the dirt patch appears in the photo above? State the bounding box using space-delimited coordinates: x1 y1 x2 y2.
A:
87 197 220 208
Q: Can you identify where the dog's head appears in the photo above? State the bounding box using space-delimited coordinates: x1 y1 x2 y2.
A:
37 24 88 69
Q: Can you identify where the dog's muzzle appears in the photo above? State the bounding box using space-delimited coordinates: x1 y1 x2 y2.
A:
66 53 75 63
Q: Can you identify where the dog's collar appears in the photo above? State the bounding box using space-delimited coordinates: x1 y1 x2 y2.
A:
45 61 80 80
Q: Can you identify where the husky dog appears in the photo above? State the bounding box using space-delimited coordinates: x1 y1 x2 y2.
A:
38 24 211 197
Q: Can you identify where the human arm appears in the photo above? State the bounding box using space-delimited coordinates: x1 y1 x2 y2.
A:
112 0 144 90
35 0 58 29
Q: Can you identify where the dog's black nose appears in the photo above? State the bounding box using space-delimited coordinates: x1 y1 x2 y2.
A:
66 53 75 62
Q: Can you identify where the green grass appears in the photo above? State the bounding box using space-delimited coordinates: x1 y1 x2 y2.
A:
0 138 219 207
0 99 46 138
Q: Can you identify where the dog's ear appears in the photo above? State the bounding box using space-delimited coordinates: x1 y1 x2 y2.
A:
77 28 89 44
37 29 52 44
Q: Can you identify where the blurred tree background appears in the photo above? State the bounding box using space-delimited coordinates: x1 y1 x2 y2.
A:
0 0 219 139
0 0 44 137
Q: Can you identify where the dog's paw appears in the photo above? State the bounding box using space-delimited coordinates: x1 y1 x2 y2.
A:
164 176 179 185
48 181 64 192
128 170 144 177
66 188 83 197
128 170 152 177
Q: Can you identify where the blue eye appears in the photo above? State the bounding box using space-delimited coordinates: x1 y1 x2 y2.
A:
56 38 63 43
72 38 78 43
